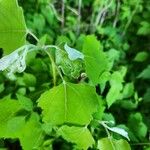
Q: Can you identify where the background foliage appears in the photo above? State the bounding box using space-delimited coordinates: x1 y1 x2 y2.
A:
0 0 150 149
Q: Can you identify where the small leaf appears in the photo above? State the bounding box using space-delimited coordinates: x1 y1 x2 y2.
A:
83 35 108 85
122 82 134 99
23 72 37 87
16 94 33 111
38 82 99 125
0 83 4 93
128 113 148 140
64 43 84 60
134 52 148 62
138 65 150 79
56 49 84 79
100 121 130 140
97 138 131 150
137 21 150 35
0 98 22 137
106 71 124 107
58 125 95 150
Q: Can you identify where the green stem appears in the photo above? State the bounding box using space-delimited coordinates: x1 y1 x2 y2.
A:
27 29 39 42
44 45 65 86
122 0 140 36
45 50 57 86
100 121 116 150
131 143 150 146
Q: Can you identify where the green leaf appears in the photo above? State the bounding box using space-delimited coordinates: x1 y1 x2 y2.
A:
97 138 131 150
4 116 26 138
0 83 4 93
143 88 150 102
23 72 37 87
2 113 44 150
99 71 111 93
33 13 45 34
0 0 27 54
106 49 120 70
38 82 99 125
138 65 150 79
117 99 138 110
16 94 33 111
0 98 22 137
137 21 150 35
56 35 71 46
128 113 148 140
56 49 84 79
106 68 126 107
19 113 44 150
122 82 134 99
134 52 148 62
100 121 129 140
57 125 95 150
82 35 108 84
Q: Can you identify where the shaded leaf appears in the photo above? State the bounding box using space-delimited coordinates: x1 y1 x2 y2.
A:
128 113 147 140
138 65 150 79
134 51 148 62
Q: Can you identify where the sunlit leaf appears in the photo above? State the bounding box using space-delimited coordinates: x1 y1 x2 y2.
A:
97 138 131 150
58 125 94 150
38 82 99 125
0 0 27 54
83 35 108 85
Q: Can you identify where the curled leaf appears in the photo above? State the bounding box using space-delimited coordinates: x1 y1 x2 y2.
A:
0 45 34 77
100 121 130 141
64 43 84 60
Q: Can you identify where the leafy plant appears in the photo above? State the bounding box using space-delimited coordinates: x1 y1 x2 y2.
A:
0 0 149 150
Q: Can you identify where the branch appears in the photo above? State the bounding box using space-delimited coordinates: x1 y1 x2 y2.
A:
113 0 120 27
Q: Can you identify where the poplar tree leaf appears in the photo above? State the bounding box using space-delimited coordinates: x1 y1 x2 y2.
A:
19 113 44 150
0 46 28 76
1 113 44 150
16 94 33 111
0 98 44 150
138 65 150 79
106 67 127 107
38 82 99 125
100 121 130 140
134 51 148 62
128 113 148 140
64 43 84 60
122 82 134 99
82 35 108 85
57 125 95 150
97 138 131 150
0 98 22 137
0 0 27 54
